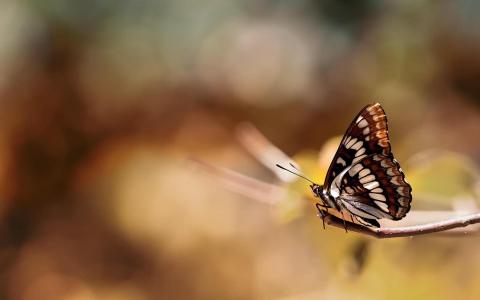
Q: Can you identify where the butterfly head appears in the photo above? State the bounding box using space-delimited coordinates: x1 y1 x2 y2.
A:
310 183 323 198
310 183 332 206
276 164 334 209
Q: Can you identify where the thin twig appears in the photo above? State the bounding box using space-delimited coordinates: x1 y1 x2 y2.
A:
323 212 480 238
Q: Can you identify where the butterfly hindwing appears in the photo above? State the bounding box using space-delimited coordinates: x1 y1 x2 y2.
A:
324 103 391 187
339 154 412 221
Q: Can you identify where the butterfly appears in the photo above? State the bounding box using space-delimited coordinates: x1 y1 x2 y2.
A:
277 103 412 229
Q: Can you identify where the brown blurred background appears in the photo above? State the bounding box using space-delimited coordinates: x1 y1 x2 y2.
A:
0 1 479 299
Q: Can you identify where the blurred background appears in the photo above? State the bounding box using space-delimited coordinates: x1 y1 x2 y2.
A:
0 0 479 299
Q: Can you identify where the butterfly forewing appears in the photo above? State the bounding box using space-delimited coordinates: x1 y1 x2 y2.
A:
323 103 391 187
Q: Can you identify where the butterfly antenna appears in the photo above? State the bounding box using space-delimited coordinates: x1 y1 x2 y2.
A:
289 162 300 171
275 164 316 184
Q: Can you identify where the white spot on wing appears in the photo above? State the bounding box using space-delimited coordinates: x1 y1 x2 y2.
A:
397 186 410 196
375 201 389 212
348 164 363 176
386 168 396 176
371 187 383 193
352 154 367 164
344 136 351 144
391 176 404 185
380 159 390 168
359 174 375 184
351 141 363 150
364 181 380 190
336 157 346 166
369 193 386 201
363 127 370 135
358 168 370 178
345 137 357 149
355 147 366 157
358 119 368 128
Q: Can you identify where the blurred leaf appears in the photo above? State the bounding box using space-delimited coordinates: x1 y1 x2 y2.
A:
274 136 343 222
407 150 480 205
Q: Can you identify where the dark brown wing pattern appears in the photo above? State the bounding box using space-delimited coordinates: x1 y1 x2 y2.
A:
339 154 412 221
323 103 391 187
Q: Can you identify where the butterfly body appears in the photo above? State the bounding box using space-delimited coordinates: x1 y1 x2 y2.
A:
312 103 412 228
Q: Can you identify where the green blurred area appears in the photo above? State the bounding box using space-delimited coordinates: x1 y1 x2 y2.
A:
0 0 479 299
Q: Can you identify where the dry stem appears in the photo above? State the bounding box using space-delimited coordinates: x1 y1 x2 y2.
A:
322 212 480 238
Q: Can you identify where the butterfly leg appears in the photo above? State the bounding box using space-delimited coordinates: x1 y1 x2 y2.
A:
316 203 329 210
340 211 348 233
315 203 327 229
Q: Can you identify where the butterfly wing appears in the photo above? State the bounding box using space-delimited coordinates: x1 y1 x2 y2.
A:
339 154 412 224
323 103 391 187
